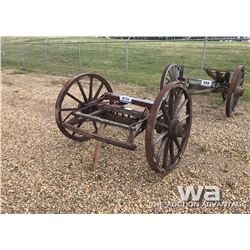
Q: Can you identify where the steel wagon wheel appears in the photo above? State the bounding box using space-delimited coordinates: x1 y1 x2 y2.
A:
225 65 245 117
55 73 113 142
160 64 182 90
145 82 192 173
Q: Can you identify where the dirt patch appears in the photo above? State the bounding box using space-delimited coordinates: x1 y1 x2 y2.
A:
1 71 250 213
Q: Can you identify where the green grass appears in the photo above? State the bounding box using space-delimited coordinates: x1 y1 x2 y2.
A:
1 37 250 98
242 87 250 102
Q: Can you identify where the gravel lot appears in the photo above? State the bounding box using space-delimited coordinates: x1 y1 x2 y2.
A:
1 70 250 213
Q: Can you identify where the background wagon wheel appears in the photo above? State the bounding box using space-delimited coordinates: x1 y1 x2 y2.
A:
145 82 192 173
55 73 113 142
160 64 182 90
225 65 245 117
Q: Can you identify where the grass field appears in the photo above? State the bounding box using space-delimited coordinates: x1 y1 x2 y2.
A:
1 37 250 100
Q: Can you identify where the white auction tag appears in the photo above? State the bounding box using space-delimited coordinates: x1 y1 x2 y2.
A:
120 95 132 104
200 79 212 87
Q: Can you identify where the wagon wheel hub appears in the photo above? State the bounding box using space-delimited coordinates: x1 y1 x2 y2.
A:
235 86 244 97
169 119 185 138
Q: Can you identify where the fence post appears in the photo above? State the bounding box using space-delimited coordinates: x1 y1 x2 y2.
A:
19 43 25 69
200 37 208 79
44 39 48 73
1 38 5 67
77 43 82 73
125 40 129 83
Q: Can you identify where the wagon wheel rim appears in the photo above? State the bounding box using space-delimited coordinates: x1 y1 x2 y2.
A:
145 82 192 173
160 64 182 90
55 73 113 142
225 65 245 117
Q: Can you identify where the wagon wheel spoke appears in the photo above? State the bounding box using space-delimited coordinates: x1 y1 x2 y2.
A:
72 120 84 136
62 112 74 122
174 65 179 79
176 98 188 115
173 137 181 151
77 80 88 103
89 76 93 101
169 69 173 81
169 139 174 163
60 107 80 112
67 117 81 125
168 90 175 120
165 76 171 82
163 137 170 167
171 66 176 80
155 137 167 164
174 89 183 105
153 130 168 146
93 82 104 100
179 114 189 121
66 92 85 105
161 104 171 125
173 89 184 118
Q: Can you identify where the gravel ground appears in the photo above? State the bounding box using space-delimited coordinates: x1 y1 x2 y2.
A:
1 70 250 213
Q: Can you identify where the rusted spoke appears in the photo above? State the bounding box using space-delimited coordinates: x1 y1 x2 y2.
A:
179 114 189 121
169 69 173 80
93 83 104 100
165 76 171 82
163 137 170 167
72 120 84 136
168 90 174 120
61 107 80 112
77 80 88 103
239 78 244 85
172 67 176 80
66 117 80 125
156 120 168 129
174 89 183 105
66 92 85 105
156 138 167 164
62 112 73 122
173 137 181 151
174 66 178 79
161 103 171 124
89 76 93 101
176 98 188 115
169 139 174 163
153 130 168 146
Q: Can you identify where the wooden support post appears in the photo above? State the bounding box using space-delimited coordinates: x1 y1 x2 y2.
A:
92 124 105 171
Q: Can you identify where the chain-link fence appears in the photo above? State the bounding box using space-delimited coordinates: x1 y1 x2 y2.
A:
1 38 250 86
